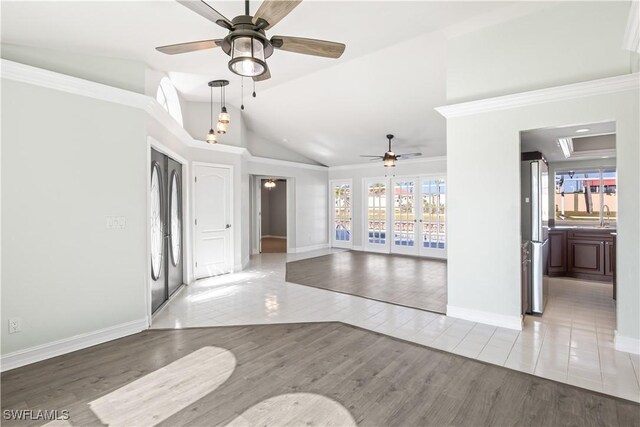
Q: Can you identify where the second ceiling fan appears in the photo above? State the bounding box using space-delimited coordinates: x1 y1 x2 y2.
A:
361 135 422 167
156 0 346 81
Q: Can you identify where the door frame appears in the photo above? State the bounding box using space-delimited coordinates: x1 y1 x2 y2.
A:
329 179 353 249
192 161 235 279
251 175 293 254
146 136 190 325
363 177 392 253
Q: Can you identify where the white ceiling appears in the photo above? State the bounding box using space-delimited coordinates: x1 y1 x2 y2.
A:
520 122 616 162
2 0 524 166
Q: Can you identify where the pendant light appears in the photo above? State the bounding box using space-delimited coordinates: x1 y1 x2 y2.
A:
217 82 230 134
264 179 276 190
206 83 217 144
208 79 231 137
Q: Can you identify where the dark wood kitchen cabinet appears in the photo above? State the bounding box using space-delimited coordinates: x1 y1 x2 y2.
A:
548 230 567 276
566 229 614 282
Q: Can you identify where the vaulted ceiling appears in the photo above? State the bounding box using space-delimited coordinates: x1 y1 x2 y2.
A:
2 1 522 166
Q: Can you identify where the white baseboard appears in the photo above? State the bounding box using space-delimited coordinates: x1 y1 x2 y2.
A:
614 331 640 354
0 318 148 372
447 305 523 331
262 235 286 240
292 243 330 253
351 245 364 251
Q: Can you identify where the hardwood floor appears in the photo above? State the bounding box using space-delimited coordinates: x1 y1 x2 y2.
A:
261 237 287 253
2 323 637 426
286 251 447 313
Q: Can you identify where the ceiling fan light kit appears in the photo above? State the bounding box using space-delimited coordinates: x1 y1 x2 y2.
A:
360 134 423 167
228 34 269 77
157 0 345 81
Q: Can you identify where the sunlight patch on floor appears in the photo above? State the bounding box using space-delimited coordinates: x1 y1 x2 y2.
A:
89 347 236 426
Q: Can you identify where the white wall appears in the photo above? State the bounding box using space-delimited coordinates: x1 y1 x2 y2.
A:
447 2 635 103
1 43 146 94
445 89 639 339
247 131 321 166
1 80 148 355
329 158 447 248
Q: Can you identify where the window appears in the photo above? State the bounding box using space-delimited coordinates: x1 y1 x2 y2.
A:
555 168 617 224
156 77 183 127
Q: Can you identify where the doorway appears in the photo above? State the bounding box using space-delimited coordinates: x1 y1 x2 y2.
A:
260 179 287 253
361 176 447 258
150 148 184 313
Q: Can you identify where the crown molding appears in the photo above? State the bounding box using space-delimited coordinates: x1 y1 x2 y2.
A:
329 155 447 172
436 73 640 119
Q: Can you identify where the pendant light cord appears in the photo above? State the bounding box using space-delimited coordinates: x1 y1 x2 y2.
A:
210 85 213 128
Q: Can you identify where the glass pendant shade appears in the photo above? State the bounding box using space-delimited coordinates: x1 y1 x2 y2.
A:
218 107 230 124
229 36 267 77
216 120 228 134
206 129 217 144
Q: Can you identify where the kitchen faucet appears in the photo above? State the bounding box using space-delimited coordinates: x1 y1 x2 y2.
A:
600 204 611 228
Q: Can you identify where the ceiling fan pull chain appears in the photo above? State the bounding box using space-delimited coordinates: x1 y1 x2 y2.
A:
241 77 245 110
252 80 257 98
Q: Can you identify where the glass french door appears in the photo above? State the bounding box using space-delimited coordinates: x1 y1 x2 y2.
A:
420 178 446 258
392 178 418 254
150 148 184 313
331 180 352 248
365 179 389 252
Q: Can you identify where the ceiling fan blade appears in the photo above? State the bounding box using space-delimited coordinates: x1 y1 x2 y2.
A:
360 155 383 158
397 152 423 158
253 67 271 82
271 36 345 58
177 0 233 29
253 0 302 30
156 39 222 55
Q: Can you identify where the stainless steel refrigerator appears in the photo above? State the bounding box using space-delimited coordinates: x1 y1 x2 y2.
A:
521 152 549 315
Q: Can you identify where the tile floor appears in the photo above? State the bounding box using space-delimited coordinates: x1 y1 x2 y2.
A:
152 250 640 403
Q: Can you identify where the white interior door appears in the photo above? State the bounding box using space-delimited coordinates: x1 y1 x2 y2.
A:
364 178 390 253
391 177 419 255
331 180 352 248
419 178 447 258
194 164 233 278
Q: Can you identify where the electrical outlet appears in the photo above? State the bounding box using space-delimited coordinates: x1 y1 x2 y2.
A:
8 317 22 334
106 216 127 229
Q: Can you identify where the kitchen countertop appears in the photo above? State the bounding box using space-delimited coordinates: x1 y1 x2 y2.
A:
550 225 616 231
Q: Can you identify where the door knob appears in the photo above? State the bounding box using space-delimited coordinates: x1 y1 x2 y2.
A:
225 224 232 229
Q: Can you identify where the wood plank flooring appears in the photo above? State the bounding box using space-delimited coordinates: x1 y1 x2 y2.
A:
286 251 447 313
2 323 637 426
261 237 287 253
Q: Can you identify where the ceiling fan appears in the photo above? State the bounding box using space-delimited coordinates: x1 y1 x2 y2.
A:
156 0 346 81
360 134 422 167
